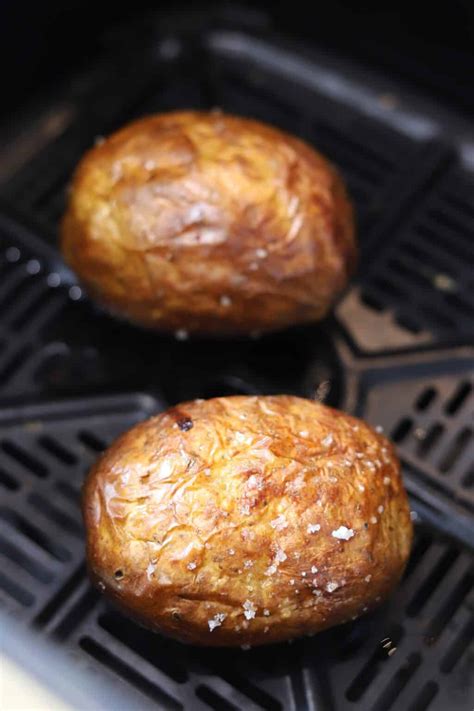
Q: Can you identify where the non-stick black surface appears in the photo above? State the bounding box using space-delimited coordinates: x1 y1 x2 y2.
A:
0 14 472 711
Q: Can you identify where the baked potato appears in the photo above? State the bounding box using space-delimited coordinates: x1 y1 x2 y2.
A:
83 395 412 647
61 111 356 335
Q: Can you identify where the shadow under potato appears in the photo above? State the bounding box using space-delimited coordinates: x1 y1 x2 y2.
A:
97 599 384 687
39 294 344 407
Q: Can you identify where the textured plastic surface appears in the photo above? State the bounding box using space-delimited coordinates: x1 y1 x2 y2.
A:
0 13 473 711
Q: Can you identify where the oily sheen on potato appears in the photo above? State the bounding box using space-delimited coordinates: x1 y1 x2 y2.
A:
61 111 356 335
83 395 412 647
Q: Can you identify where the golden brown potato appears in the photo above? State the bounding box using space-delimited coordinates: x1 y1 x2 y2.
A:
61 111 356 335
83 395 412 647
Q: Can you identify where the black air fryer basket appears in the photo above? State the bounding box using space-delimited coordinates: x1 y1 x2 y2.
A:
0 9 473 711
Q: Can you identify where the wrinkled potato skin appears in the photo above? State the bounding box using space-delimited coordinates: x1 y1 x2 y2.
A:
62 111 356 334
83 396 412 647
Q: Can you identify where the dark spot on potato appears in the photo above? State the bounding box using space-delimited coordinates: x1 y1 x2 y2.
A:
364 522 368 529
178 418 193 432
114 569 124 580
172 611 182 621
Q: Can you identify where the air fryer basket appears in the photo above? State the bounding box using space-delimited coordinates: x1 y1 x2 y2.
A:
0 11 472 711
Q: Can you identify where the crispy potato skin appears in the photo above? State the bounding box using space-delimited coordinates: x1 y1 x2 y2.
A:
61 111 356 334
83 395 412 647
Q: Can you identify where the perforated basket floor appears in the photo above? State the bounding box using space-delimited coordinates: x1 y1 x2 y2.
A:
0 12 473 711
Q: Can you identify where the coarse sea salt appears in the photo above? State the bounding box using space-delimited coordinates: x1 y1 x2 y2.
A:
208 613 226 631
243 600 256 620
307 523 321 534
266 547 287 576
270 514 288 531
265 564 277 576
275 548 287 563
331 526 355 541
